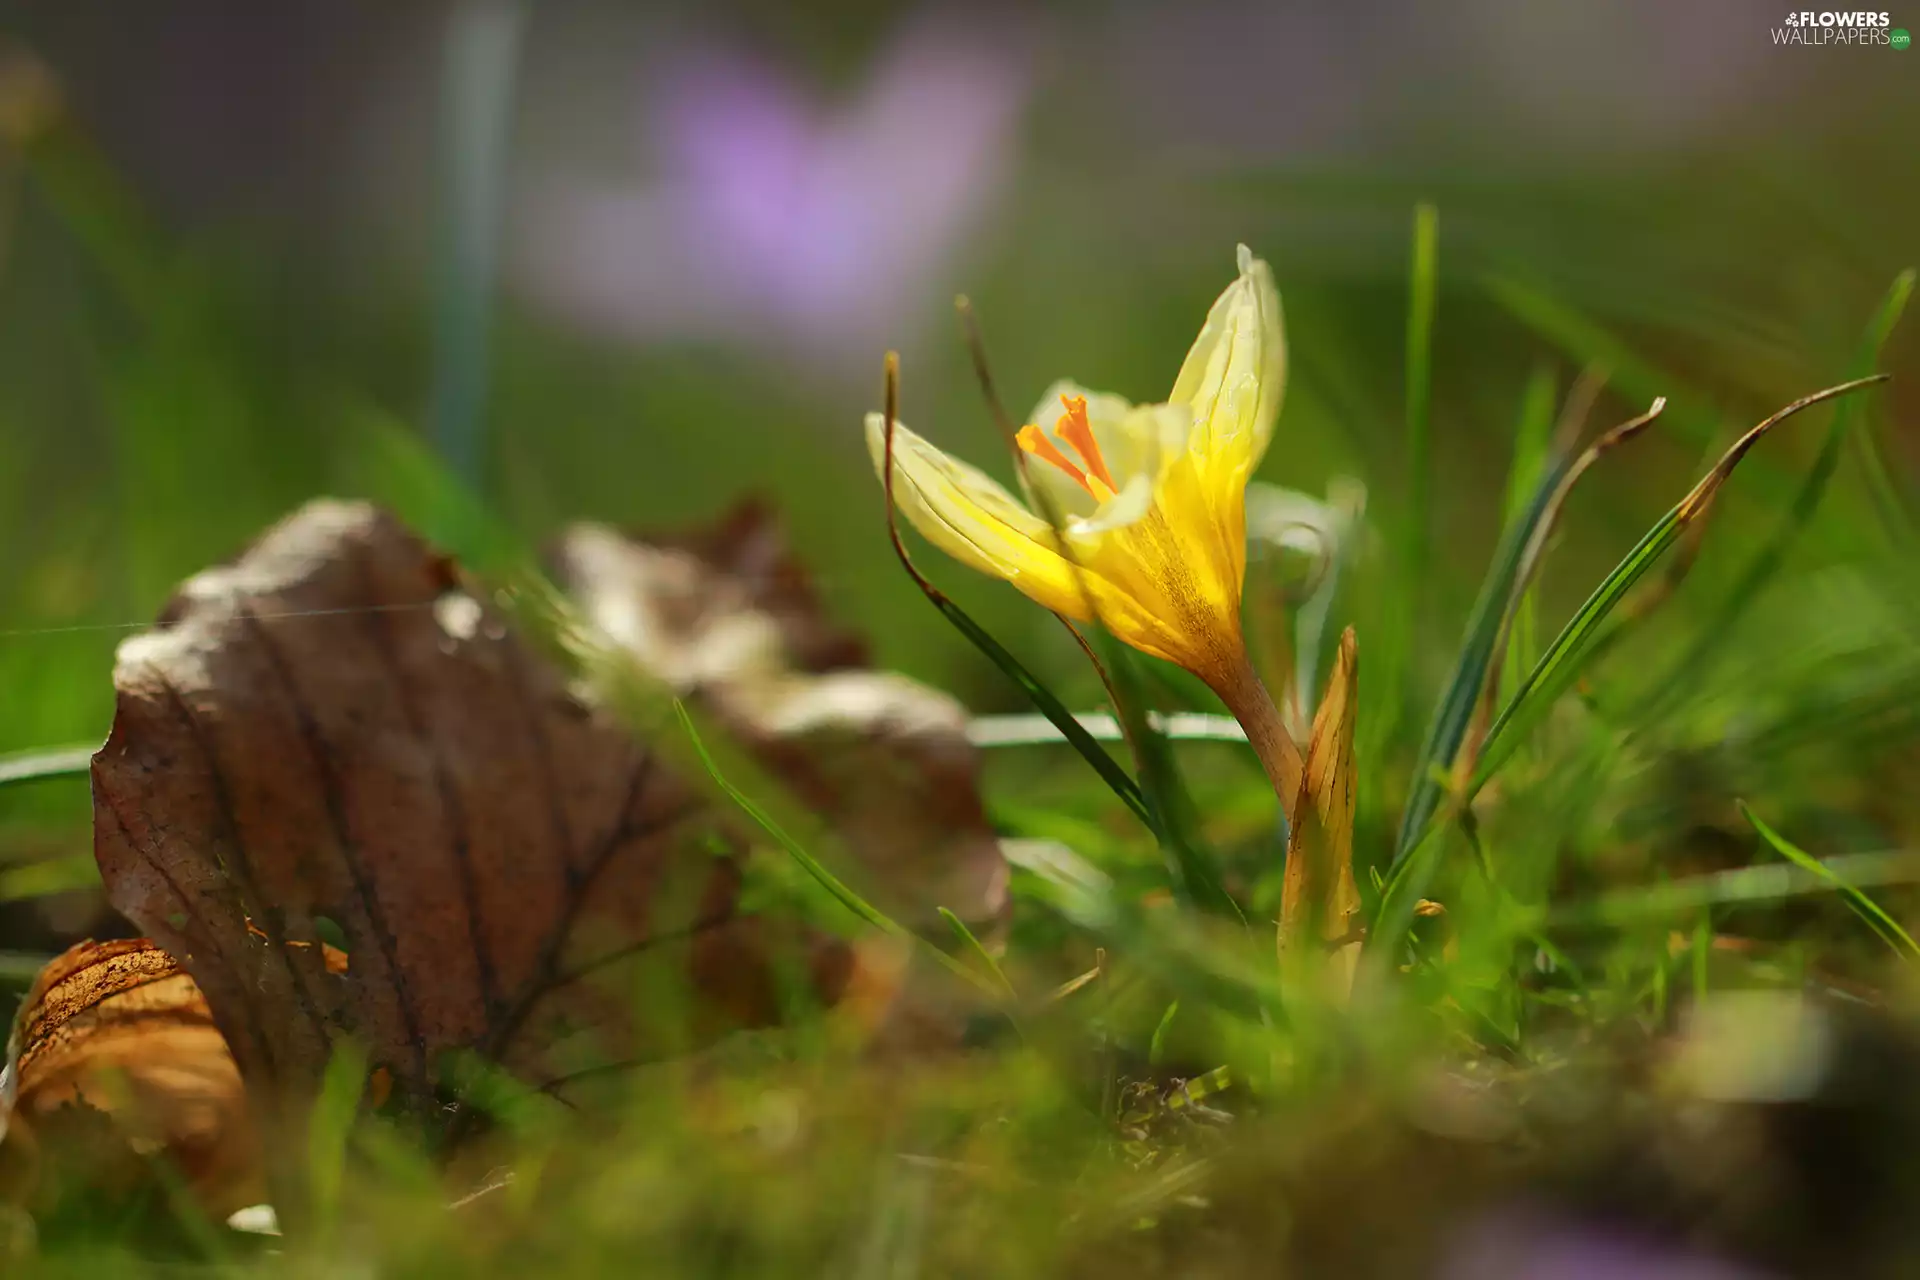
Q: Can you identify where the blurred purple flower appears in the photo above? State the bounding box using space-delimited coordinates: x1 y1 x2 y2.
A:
1439 1209 1779 1280
514 15 1027 372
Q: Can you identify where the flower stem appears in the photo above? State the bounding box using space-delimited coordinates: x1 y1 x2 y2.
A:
1208 652 1306 828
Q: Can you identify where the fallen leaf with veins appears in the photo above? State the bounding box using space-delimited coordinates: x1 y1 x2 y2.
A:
91 500 853 1163
0 939 261 1219
550 502 1009 938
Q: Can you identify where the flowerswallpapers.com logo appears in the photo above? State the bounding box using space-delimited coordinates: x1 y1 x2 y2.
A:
1773 10 1905 43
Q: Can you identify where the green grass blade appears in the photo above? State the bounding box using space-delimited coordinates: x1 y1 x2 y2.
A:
349 408 539 579
1646 271 1914 713
676 696 1004 990
939 906 1016 1001
1846 276 1919 542
1499 366 1558 699
1469 513 1668 791
1469 376 1889 796
1854 403 1915 544
1376 205 1439 753
307 1038 370 1237
1502 365 1560 528
1097 630 1241 920
1373 810 1450 966
19 113 168 323
1401 202 1439 596
1553 848 1920 927
0 853 100 902
1856 425 1915 543
1390 426 1580 866
921 590 1153 830
350 411 609 689
874 356 1153 831
674 701 903 939
1147 999 1180 1066
1740 801 1920 963
1380 391 1665 955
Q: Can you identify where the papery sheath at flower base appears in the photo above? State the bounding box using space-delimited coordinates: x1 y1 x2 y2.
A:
866 245 1305 811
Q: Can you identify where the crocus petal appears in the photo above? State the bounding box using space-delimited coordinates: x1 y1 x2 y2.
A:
1168 245 1286 489
1072 472 1156 537
1023 381 1179 491
866 414 1127 621
1097 399 1191 495
1138 454 1246 633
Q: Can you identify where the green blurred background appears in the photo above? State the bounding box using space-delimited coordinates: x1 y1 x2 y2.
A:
0 0 1915 936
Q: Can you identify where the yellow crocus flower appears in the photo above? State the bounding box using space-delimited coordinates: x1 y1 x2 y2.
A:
868 245 1302 803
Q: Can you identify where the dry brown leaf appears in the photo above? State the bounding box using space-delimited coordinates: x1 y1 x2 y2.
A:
550 502 1009 937
91 500 853 1152
638 496 870 676
0 938 261 1219
1277 627 1363 1001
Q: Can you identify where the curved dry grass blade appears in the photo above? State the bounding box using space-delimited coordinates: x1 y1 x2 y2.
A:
1493 366 1562 696
1391 395 1661 870
1484 273 1800 503
1055 614 1146 763
1641 271 1914 720
877 352 1152 829
1493 365 1607 713
1462 397 1664 769
1470 375 1891 795
1677 378 1891 521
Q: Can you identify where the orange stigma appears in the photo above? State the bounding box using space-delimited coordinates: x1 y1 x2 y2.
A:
1016 424 1088 490
1016 395 1118 502
1054 395 1118 497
